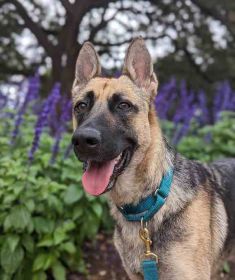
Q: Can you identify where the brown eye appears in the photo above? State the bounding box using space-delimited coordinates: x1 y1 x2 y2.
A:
117 101 131 111
74 102 88 113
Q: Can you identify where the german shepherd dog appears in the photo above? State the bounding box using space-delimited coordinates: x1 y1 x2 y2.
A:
71 38 235 279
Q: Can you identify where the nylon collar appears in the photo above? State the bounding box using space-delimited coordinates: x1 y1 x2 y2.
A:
118 168 174 222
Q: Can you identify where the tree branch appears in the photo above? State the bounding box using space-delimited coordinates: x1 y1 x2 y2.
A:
88 8 121 41
59 0 73 14
94 34 169 47
0 64 32 76
191 0 235 38
182 46 213 83
8 0 55 57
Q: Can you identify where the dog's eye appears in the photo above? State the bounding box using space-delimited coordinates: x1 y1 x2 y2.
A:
117 102 131 111
74 102 88 113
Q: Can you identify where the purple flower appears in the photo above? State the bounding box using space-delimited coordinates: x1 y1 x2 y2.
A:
11 73 40 143
194 90 210 126
155 78 177 119
172 105 196 145
50 97 71 164
28 83 61 162
50 132 63 164
173 81 195 124
213 81 234 121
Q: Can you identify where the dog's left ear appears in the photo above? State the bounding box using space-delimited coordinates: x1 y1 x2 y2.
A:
122 37 158 96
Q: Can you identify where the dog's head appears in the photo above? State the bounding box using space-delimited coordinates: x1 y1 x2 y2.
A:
71 38 159 196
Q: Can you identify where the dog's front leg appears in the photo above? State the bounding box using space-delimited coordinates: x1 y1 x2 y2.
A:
113 228 143 280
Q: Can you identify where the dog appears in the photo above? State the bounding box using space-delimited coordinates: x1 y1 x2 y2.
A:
71 37 235 279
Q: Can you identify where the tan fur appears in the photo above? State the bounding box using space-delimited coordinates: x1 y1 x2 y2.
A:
163 189 212 280
111 186 227 280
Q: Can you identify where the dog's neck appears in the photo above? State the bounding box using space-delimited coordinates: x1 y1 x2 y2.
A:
108 108 173 206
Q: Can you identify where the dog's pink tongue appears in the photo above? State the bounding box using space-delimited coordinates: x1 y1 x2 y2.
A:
82 160 116 196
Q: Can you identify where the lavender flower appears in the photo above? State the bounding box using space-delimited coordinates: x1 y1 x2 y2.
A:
11 73 40 143
50 97 71 164
155 78 177 119
28 83 61 162
213 81 234 121
50 132 63 164
172 105 196 145
196 90 209 126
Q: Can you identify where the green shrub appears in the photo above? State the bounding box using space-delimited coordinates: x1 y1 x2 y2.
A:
177 111 235 162
0 113 112 280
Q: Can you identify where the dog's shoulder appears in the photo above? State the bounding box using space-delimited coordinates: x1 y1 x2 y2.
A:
210 158 235 243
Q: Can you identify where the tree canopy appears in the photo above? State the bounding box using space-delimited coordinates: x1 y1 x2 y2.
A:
1 0 235 94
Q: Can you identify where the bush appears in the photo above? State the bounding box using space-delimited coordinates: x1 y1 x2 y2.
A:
0 112 112 280
177 111 235 162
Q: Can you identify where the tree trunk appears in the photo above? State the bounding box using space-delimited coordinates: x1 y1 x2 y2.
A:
60 45 80 96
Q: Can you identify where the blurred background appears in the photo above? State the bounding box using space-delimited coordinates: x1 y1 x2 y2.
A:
0 0 235 279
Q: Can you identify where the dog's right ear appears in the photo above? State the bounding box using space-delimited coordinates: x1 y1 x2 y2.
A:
73 42 101 87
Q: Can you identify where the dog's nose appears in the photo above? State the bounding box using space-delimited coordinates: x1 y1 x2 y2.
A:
72 128 101 150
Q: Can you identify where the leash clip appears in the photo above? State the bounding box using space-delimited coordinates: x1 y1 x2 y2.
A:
139 219 158 263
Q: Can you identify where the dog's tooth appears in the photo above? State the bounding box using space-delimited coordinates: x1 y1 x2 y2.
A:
115 154 122 163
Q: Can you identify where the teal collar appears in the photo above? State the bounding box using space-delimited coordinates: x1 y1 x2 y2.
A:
118 168 174 222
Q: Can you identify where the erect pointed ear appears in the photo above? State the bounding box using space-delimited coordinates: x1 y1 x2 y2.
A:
74 42 101 87
122 37 158 95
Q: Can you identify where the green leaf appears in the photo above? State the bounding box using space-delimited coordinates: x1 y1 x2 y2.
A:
33 253 54 271
60 242 76 254
4 205 31 231
72 205 83 220
3 194 16 204
92 203 103 218
223 261 230 274
6 234 20 252
53 227 67 245
33 217 55 234
22 234 34 253
47 195 63 213
64 185 83 205
32 271 47 280
1 244 24 274
24 199 35 212
37 235 54 247
52 261 66 280
62 220 76 232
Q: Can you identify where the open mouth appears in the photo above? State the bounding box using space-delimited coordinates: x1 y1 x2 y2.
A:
82 148 133 196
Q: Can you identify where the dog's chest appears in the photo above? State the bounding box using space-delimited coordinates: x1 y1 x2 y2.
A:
113 225 149 274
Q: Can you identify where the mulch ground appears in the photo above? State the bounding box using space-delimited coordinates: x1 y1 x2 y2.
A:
68 233 235 280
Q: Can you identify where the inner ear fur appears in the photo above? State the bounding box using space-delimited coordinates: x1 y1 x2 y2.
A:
74 42 101 88
122 37 158 96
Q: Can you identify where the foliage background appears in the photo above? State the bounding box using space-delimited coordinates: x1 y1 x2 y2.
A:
0 0 235 279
